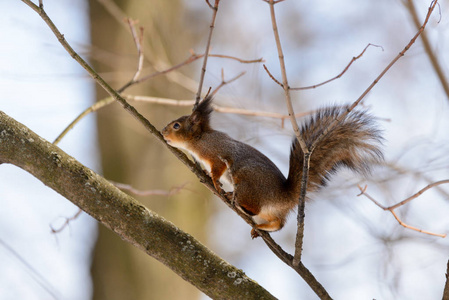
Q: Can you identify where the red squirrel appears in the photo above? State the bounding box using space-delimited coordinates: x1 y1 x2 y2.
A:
162 97 383 238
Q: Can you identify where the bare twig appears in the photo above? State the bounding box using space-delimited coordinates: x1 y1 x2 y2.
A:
128 19 144 81
195 0 220 108
136 52 261 86
390 180 449 210
210 54 264 64
405 0 448 104
357 184 447 238
310 0 440 154
53 97 115 145
291 43 384 90
128 94 316 122
205 0 214 9
263 64 283 88
55 89 303 146
266 1 305 149
213 103 313 121
264 3 331 298
211 70 246 96
265 0 310 270
390 210 445 237
348 0 439 112
129 94 315 122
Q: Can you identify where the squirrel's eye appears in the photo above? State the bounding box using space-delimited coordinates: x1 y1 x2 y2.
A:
173 122 180 130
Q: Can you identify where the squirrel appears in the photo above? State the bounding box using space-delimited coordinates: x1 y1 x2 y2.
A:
161 97 383 238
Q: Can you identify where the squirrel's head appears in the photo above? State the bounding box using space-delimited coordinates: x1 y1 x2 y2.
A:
161 96 213 149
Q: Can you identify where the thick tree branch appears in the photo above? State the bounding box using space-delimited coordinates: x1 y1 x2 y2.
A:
0 111 275 300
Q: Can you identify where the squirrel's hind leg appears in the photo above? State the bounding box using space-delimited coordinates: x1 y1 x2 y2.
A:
250 210 286 238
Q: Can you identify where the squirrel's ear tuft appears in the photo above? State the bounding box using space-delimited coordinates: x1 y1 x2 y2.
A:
195 96 213 117
190 96 213 128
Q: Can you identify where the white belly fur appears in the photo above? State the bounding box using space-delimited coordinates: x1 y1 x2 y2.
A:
182 147 233 189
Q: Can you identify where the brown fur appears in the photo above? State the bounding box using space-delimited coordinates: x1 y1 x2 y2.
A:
162 97 383 237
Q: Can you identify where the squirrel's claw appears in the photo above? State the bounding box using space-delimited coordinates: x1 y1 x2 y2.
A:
250 228 260 239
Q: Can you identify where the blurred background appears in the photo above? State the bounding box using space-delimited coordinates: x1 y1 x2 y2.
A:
1 0 449 299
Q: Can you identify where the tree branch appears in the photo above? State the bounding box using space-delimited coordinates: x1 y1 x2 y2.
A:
265 0 310 269
443 259 449 300
195 0 220 107
0 111 276 300
116 18 145 93
405 0 449 103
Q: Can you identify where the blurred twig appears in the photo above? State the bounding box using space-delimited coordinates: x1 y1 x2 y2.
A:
0 238 60 299
50 209 83 234
111 181 189 197
117 18 145 93
135 52 262 86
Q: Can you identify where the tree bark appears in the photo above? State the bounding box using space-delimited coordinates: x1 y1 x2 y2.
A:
0 111 276 300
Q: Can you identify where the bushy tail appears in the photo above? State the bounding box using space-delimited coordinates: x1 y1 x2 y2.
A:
285 106 383 195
